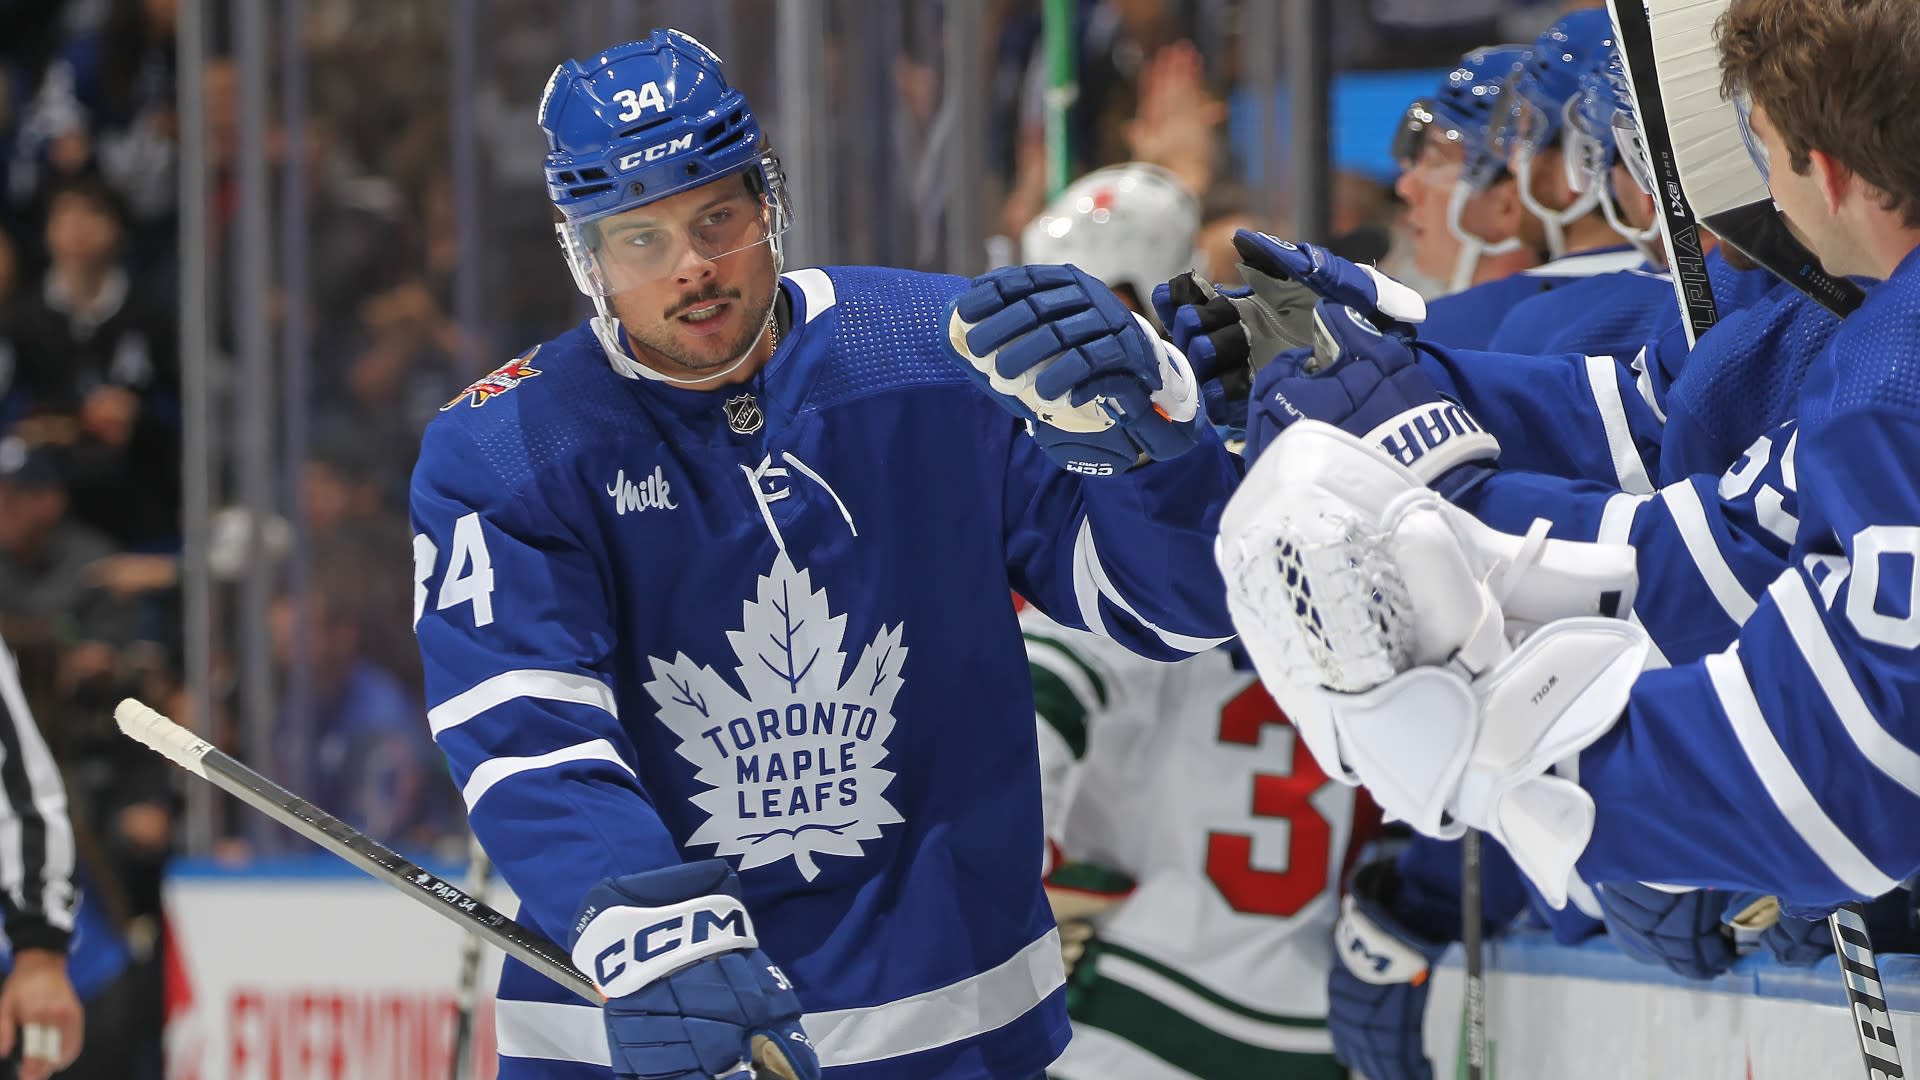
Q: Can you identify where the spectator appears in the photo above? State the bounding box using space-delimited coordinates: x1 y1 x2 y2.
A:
269 572 455 854
2 173 179 551
0 438 116 629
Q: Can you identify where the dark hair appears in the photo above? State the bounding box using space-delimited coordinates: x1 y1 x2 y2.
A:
44 173 131 233
1718 0 1920 226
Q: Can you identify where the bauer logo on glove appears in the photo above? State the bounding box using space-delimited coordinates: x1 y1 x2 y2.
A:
942 263 1203 475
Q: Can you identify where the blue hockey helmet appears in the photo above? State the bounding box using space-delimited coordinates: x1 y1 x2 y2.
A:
1501 8 1618 162
539 29 791 298
1393 45 1531 193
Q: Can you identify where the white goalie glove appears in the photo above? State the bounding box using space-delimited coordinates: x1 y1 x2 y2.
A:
1216 422 1651 907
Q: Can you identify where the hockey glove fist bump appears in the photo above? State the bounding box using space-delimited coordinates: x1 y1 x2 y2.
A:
944 263 1201 475
1328 857 1445 1080
570 860 819 1080
1247 298 1496 499
1229 229 1427 335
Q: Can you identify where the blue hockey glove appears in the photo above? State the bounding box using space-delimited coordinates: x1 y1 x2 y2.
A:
1328 858 1447 1080
1595 881 1739 980
1246 298 1498 497
1230 230 1428 337
569 860 820 1080
944 264 1202 476
1723 893 1832 966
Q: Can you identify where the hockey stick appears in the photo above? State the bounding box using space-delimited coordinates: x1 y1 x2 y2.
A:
1461 831 1488 1080
111 699 600 1004
115 699 796 1080
1605 0 1719 347
449 834 495 1080
1829 904 1906 1080
1609 0 1865 323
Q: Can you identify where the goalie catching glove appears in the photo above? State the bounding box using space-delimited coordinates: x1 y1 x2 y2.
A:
943 263 1201 475
1215 422 1650 907
569 860 820 1080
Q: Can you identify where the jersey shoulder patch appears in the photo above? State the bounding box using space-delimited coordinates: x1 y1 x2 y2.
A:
444 346 545 410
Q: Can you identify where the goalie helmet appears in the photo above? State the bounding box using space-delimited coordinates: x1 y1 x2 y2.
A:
538 29 791 299
1020 163 1202 313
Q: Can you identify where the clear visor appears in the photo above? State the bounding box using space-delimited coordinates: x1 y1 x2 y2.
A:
1611 110 1657 195
557 174 792 298
1732 86 1772 184
1392 100 1438 169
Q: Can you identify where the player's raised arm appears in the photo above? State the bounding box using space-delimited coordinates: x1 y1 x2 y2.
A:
942 261 1244 659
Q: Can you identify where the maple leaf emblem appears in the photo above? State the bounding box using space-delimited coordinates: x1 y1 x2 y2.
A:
645 552 907 879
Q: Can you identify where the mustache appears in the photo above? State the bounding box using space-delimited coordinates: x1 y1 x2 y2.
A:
665 286 742 319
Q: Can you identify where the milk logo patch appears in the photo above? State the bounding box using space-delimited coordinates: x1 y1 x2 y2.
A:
646 553 906 879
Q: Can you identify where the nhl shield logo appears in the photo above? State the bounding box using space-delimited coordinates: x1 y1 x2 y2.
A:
724 393 764 434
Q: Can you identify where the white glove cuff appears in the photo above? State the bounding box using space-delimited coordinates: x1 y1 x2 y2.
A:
1334 894 1432 986
572 895 757 999
1137 311 1199 424
1360 402 1500 485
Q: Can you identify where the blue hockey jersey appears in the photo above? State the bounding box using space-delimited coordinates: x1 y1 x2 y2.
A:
1457 245 1920 907
409 266 1241 1079
1485 263 1678 360
1420 247 1646 350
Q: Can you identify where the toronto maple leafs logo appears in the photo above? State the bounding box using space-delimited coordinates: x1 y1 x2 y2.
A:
646 553 906 879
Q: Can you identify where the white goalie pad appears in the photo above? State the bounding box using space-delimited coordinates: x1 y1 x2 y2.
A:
1216 421 1650 905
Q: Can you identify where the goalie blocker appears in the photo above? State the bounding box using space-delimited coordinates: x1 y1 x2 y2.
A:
1216 422 1650 907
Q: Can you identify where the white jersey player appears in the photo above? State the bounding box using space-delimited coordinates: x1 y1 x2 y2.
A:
1026 609 1368 1080
1022 170 1368 1079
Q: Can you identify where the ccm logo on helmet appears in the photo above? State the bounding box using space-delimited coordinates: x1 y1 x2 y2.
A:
618 133 695 172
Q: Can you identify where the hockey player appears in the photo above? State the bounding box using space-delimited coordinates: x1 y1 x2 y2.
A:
1219 0 1920 927
1482 52 1685 361
1026 608 1365 1080
409 30 1240 1080
1159 50 1850 1073
1019 162 1202 321
0 636 85 1080
1391 44 1545 332
1020 179 1365 1079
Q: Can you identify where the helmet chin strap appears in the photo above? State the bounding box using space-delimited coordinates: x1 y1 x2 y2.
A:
1516 148 1603 261
1446 181 1525 293
1599 184 1664 263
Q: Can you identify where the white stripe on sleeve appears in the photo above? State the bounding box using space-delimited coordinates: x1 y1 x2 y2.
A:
1072 520 1231 654
1661 481 1758 623
462 739 635 809
1705 647 1897 897
429 669 618 737
1770 572 1920 798
1585 354 1654 494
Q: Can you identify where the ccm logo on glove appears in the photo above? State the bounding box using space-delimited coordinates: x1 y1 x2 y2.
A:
572 895 757 998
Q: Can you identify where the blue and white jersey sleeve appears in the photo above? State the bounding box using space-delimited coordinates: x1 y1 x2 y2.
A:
1459 425 1803 673
1004 426 1242 661
1421 342 1666 493
1574 405 1920 908
411 420 679 933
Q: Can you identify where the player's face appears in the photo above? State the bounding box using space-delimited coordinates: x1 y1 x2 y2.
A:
1396 129 1466 282
1744 103 1847 274
603 177 780 379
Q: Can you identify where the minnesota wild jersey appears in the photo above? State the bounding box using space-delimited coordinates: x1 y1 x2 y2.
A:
1025 609 1376 1080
